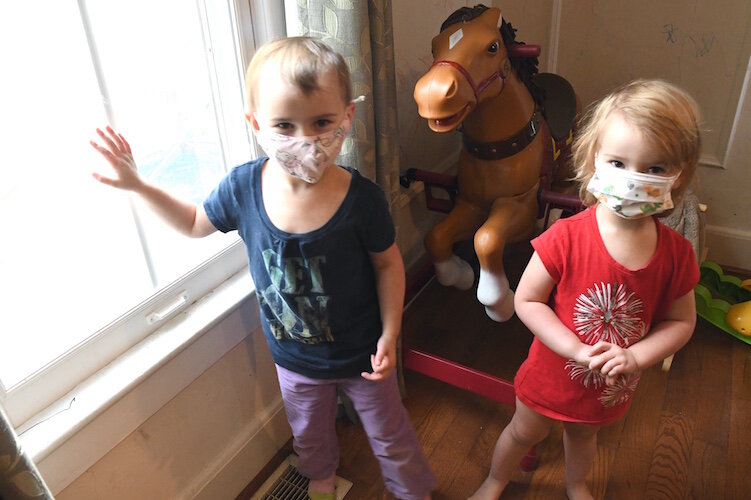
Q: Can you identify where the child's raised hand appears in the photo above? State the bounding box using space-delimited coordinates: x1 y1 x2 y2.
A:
90 126 142 191
361 334 397 382
587 341 639 385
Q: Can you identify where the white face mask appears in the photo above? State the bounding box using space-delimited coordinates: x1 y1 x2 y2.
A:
587 157 679 219
254 117 351 183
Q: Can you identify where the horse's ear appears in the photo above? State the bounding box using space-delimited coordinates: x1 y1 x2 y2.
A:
478 7 501 29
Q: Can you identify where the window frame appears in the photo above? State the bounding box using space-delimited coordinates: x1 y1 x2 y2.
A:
1 0 285 429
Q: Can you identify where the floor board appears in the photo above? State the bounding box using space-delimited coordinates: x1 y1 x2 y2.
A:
332 246 751 499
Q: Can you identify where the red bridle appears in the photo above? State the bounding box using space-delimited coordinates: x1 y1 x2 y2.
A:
430 58 508 104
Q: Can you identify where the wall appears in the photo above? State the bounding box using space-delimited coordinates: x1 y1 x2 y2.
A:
553 0 751 269
393 0 751 271
55 2 751 498
56 317 291 500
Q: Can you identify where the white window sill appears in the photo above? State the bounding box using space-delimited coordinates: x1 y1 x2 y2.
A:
17 267 260 494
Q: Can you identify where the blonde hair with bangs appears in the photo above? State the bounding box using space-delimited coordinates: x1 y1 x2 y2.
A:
572 79 701 209
245 36 352 116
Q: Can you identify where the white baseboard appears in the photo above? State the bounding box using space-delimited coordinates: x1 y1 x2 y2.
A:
193 398 292 500
705 224 751 271
33 276 259 495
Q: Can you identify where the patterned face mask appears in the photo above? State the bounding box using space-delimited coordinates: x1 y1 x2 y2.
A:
254 117 350 184
587 157 679 219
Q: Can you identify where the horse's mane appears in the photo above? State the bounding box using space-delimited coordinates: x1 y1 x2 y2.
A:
440 4 545 106
439 4 488 31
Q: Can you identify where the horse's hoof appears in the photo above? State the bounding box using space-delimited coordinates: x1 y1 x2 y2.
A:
484 290 515 322
454 265 475 290
477 270 509 304
434 255 475 290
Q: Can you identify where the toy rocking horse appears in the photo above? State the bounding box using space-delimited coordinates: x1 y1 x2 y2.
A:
407 4 580 322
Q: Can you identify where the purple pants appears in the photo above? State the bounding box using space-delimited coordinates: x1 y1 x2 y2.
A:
275 364 435 500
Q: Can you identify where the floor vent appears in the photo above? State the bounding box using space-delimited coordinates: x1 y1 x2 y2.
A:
251 455 352 500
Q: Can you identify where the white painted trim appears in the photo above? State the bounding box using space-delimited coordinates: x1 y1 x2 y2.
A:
283 0 299 36
194 402 292 500
720 53 751 169
20 269 260 494
2 238 248 428
248 0 287 43
234 0 256 68
546 0 563 74
706 224 751 271
699 154 724 169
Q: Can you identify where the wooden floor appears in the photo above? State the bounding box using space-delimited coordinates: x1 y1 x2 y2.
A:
332 242 751 499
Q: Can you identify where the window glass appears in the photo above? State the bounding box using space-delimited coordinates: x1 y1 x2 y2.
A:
0 0 248 391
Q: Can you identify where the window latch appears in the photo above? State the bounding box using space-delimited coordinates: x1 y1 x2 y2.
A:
146 291 189 325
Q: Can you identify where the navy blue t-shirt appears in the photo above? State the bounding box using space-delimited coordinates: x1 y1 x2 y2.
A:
203 158 395 379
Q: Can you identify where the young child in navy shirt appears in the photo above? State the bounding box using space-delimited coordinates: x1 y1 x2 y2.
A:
92 36 435 500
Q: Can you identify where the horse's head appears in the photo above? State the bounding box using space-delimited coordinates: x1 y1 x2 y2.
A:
414 6 511 133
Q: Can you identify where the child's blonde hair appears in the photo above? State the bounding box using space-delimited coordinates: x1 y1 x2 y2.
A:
245 36 352 115
572 79 701 209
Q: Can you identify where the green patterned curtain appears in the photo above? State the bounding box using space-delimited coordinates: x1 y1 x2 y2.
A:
0 406 53 499
294 0 401 228
293 1 406 399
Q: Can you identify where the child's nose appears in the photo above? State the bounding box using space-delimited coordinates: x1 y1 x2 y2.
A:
300 125 318 137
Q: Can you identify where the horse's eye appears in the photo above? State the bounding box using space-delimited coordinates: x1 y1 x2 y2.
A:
488 41 499 53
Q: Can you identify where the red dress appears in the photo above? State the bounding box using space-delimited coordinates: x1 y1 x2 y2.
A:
514 207 699 424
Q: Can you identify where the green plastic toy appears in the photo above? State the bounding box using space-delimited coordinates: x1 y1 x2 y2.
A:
694 260 751 345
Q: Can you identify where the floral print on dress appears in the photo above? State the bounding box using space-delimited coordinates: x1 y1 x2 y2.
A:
573 281 644 346
565 281 647 409
598 372 640 408
565 359 606 389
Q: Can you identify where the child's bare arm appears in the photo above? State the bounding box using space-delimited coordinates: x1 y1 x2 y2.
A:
515 252 591 364
588 290 695 383
626 290 696 370
361 242 405 381
91 126 216 238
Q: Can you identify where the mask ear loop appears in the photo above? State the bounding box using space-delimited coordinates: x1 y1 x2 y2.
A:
345 96 366 130
341 96 365 135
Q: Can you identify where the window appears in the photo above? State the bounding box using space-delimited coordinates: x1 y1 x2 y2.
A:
0 0 281 427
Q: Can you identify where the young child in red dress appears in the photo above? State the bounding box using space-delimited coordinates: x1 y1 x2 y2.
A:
471 79 702 500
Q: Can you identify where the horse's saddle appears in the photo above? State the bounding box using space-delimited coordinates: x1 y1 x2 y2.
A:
533 72 577 141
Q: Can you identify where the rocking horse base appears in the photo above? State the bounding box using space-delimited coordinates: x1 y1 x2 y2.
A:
402 241 539 471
